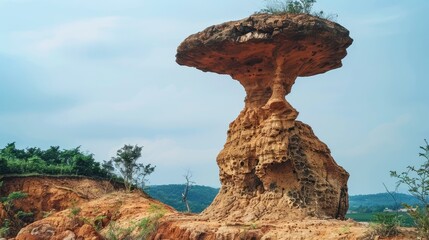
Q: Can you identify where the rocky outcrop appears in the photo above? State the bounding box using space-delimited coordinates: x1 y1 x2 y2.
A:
0 176 119 221
16 191 175 240
2 177 417 240
12 180 175 240
176 13 352 221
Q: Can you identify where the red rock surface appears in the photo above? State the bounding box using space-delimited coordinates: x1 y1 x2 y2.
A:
15 191 175 240
0 176 119 220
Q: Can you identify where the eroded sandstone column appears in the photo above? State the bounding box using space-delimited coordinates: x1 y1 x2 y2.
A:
176 13 353 221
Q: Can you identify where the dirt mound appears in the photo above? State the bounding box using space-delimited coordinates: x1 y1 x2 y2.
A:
16 191 175 240
0 176 119 220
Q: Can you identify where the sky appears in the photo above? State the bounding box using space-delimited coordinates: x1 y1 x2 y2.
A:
0 0 428 195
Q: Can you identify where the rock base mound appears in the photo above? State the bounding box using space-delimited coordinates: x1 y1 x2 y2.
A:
203 114 348 221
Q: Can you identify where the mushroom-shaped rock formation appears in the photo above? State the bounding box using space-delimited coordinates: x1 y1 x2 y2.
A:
177 14 352 221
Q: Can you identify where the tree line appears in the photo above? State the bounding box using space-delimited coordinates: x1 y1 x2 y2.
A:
0 142 114 178
0 143 154 191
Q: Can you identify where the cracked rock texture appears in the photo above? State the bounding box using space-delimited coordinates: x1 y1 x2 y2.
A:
177 13 352 221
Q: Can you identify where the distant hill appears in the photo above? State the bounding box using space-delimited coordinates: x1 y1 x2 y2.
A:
146 184 218 213
146 185 420 214
349 193 420 212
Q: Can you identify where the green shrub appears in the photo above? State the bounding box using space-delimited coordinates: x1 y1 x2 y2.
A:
0 143 116 179
0 220 10 238
391 139 429 238
0 157 8 174
1 191 28 213
104 204 166 240
68 201 81 218
0 189 31 237
260 0 315 14
258 0 337 20
403 204 429 237
370 212 401 237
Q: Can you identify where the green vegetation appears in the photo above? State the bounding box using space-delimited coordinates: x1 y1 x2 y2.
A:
367 185 402 237
104 203 166 240
69 202 81 218
349 193 420 213
0 219 9 238
391 139 429 238
346 213 414 227
92 215 107 231
0 181 33 237
105 221 132 240
146 184 218 213
259 0 336 20
260 0 315 14
65 203 108 233
111 144 155 192
0 142 156 191
0 142 114 179
369 213 401 237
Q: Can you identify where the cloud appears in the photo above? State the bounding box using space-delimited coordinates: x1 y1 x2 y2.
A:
345 5 408 37
13 16 121 56
359 12 406 26
8 15 208 60
44 84 186 126
342 114 412 158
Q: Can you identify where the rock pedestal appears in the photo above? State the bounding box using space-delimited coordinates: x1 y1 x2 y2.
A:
177 14 352 221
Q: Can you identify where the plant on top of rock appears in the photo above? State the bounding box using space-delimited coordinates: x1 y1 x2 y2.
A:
260 0 315 14
259 0 337 20
391 139 429 238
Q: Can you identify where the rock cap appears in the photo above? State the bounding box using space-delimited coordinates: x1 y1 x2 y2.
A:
176 13 353 78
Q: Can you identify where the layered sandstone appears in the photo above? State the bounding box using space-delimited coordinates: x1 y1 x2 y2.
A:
176 13 352 221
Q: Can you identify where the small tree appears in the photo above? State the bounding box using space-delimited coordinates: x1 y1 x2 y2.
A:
111 144 154 192
134 163 155 190
181 171 195 213
391 139 429 238
101 159 116 180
